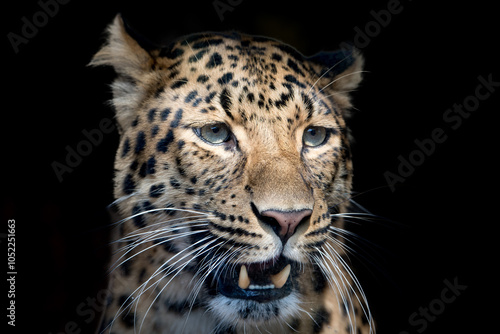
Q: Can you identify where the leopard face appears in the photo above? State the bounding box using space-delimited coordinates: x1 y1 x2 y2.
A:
92 15 371 334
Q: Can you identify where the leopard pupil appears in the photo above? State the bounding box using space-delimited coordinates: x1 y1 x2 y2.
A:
198 123 230 144
303 126 327 147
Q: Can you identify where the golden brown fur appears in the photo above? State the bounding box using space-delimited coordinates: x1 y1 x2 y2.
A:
91 15 372 334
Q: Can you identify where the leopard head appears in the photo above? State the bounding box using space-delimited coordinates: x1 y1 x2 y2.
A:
92 15 366 332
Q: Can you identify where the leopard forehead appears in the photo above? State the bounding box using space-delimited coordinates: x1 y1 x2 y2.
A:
137 32 346 129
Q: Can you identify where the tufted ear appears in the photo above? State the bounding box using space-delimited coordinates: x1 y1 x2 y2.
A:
307 47 364 109
90 15 154 133
90 14 154 79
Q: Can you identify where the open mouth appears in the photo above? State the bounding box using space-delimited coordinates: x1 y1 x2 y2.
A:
212 256 297 303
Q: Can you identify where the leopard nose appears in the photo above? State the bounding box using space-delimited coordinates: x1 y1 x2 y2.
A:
260 209 312 242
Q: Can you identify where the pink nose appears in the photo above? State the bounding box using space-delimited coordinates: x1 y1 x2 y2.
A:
260 209 312 241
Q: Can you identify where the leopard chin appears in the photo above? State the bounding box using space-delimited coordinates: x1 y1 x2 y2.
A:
208 292 302 328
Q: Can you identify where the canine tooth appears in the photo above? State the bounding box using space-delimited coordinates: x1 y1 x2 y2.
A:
270 264 291 289
238 265 250 289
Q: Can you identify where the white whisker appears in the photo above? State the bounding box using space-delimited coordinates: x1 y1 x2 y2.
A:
306 53 358 96
139 235 219 332
116 207 212 226
109 233 216 334
317 71 368 95
109 228 208 275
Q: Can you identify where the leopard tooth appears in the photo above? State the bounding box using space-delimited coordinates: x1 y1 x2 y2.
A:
270 264 291 289
238 265 250 290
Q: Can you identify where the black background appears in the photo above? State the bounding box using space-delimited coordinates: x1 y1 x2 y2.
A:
3 0 498 333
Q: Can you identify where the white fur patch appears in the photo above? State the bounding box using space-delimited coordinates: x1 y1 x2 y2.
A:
207 292 302 332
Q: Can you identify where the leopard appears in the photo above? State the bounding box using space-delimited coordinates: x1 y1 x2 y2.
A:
91 14 374 334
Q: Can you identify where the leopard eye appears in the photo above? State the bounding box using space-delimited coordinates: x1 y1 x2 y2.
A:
196 123 231 144
303 126 328 147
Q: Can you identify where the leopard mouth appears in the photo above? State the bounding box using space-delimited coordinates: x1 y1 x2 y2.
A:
212 256 297 303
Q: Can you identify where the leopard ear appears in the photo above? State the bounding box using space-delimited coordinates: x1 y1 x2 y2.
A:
90 14 154 132
90 14 154 79
307 47 364 106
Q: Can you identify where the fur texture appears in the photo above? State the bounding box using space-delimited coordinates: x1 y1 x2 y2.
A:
91 15 373 334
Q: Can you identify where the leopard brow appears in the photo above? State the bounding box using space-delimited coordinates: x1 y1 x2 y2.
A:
184 120 229 128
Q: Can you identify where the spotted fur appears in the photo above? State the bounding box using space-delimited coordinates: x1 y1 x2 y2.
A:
91 15 373 334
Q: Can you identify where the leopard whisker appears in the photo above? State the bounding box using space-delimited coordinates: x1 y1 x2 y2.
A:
141 235 218 298
326 231 356 256
183 242 251 332
114 220 209 244
328 225 378 249
110 234 217 334
139 235 221 333
309 250 352 331
192 241 246 297
330 212 376 221
317 71 368 95
113 224 210 263
115 207 212 226
109 228 209 275
306 52 359 97
311 248 358 334
184 39 198 61
112 214 216 253
110 213 225 277
322 241 375 334
108 192 137 208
